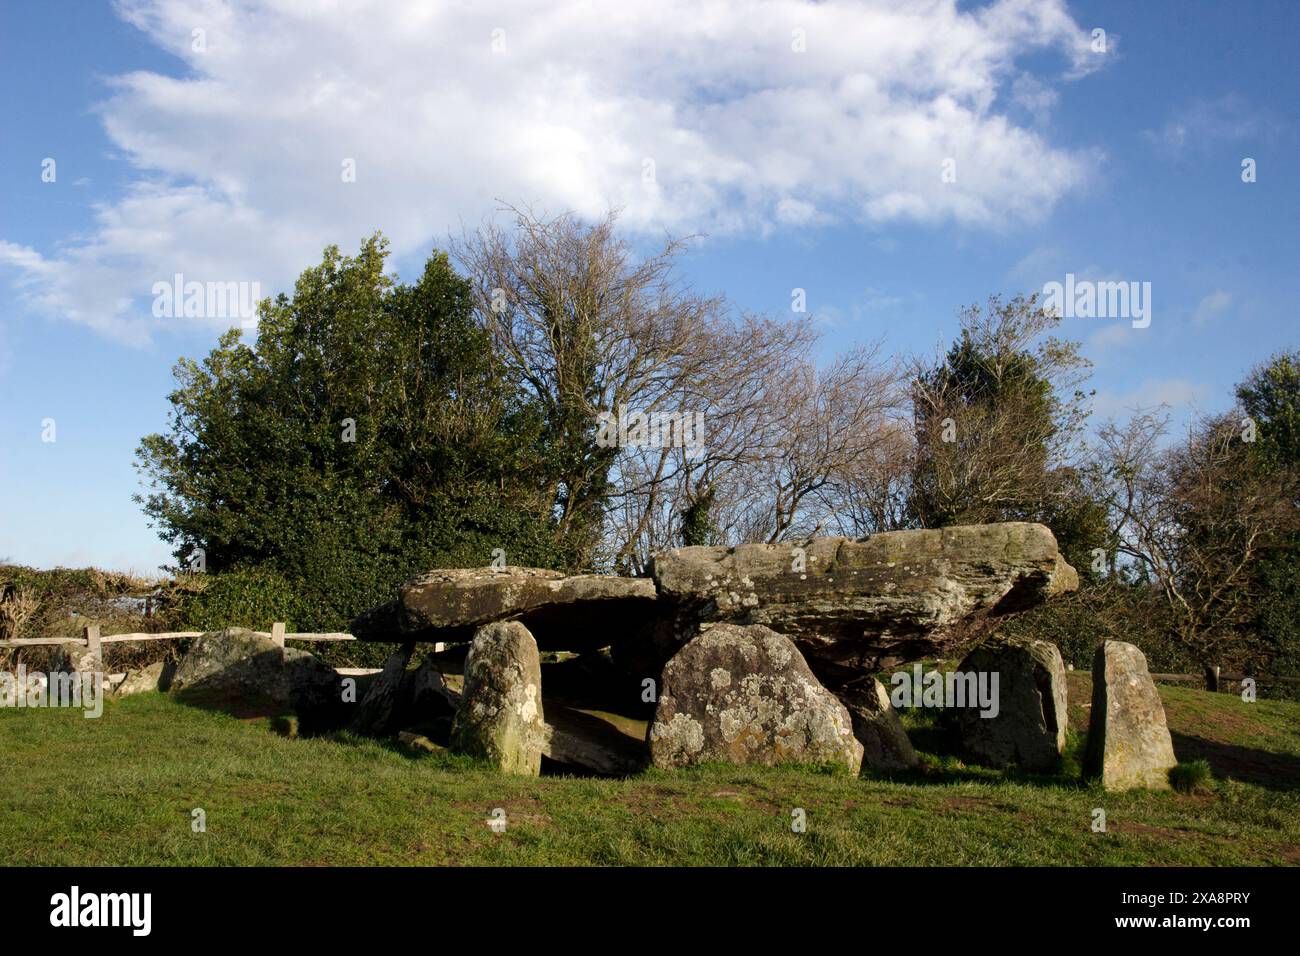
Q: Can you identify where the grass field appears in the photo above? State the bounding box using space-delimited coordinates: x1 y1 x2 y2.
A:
3 673 1298 866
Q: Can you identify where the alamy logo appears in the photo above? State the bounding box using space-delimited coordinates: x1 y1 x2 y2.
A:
50 886 151 936
595 404 705 449
890 664 1000 718
1042 273 1151 328
0 665 102 718
152 273 262 324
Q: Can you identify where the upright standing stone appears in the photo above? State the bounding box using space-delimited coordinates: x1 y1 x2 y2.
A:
838 677 918 772
648 623 863 773
450 621 545 775
348 643 415 736
1084 640 1177 790
953 635 1068 770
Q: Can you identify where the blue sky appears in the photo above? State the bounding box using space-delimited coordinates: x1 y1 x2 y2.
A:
1 0 1297 572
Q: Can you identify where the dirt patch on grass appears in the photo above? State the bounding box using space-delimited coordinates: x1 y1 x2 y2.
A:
938 795 990 812
704 788 785 813
1277 845 1300 865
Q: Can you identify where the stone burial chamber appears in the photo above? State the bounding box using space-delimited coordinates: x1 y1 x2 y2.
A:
138 525 1180 791
352 522 1078 682
342 521 1081 776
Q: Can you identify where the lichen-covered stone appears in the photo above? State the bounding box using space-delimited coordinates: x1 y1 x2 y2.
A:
449 621 545 775
1084 640 1178 791
838 677 918 773
350 567 657 653
953 635 1067 770
170 628 342 722
648 623 862 773
113 660 175 697
648 522 1078 683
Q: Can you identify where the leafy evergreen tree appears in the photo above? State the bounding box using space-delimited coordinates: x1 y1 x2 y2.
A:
136 236 577 630
1236 351 1300 675
909 294 1103 569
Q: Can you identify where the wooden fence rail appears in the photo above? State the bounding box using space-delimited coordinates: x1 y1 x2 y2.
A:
0 623 356 656
1150 672 1300 688
0 624 379 685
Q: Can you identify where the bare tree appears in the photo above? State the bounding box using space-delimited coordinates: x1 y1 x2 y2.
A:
456 205 813 569
732 342 905 543
0 584 39 642
813 416 916 537
1095 409 1299 668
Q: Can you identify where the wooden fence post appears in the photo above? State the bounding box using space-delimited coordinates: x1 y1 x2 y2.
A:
271 622 286 649
83 624 102 670
1204 664 1220 692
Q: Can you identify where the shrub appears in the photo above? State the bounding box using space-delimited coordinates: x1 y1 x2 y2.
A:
995 582 1197 674
0 564 164 642
169 566 302 633
1169 760 1213 794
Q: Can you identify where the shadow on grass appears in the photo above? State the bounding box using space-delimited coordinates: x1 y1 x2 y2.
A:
880 713 1091 790
1170 731 1300 792
171 686 345 739
867 757 1091 790
334 717 638 779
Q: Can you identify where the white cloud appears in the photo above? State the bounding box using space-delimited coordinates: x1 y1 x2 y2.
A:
1009 73 1059 126
3 0 1109 342
1086 321 1138 352
1145 95 1275 155
1192 290 1232 327
1092 378 1210 420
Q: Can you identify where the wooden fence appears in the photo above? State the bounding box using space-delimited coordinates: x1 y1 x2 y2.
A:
1149 670 1300 690
0 623 384 681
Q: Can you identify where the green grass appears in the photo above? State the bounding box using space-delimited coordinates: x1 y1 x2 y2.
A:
2 674 1298 866
1169 760 1214 794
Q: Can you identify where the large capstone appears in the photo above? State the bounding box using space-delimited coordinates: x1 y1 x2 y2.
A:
1084 640 1178 791
648 522 1078 684
449 621 546 775
350 567 657 653
837 677 918 773
952 635 1068 771
648 623 862 773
